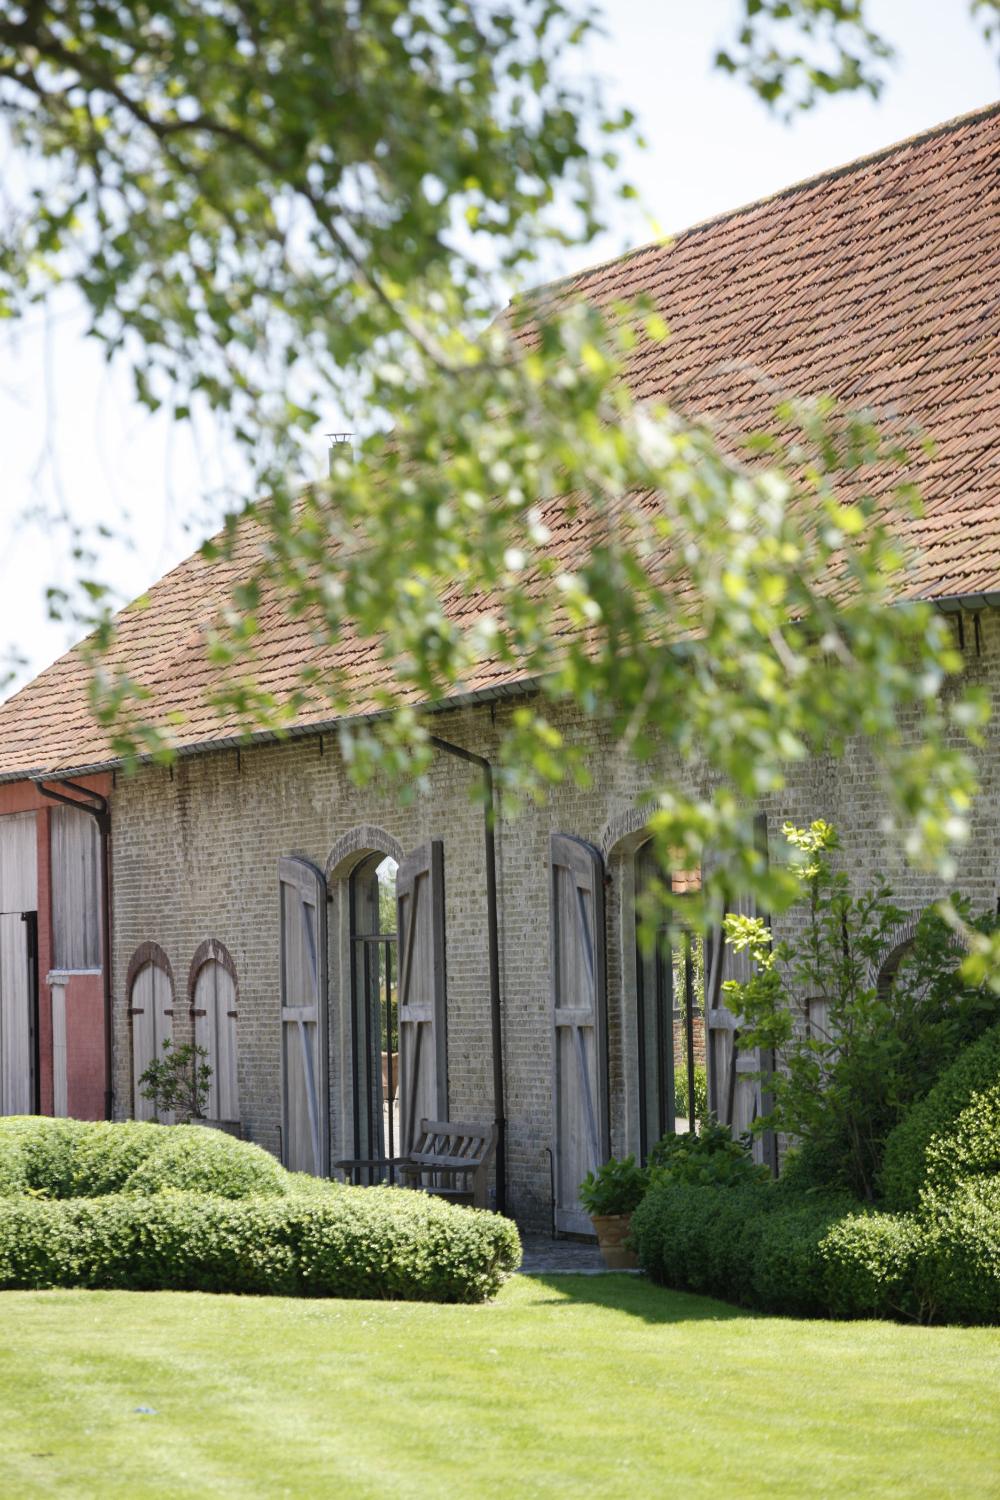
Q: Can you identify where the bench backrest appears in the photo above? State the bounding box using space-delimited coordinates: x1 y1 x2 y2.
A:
409 1118 497 1166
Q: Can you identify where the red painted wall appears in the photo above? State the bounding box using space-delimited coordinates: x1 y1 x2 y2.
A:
0 775 111 1120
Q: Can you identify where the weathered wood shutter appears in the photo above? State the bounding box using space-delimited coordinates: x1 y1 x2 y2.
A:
130 963 174 1123
279 856 328 1175
0 915 34 1115
0 813 37 1117
704 814 776 1171
550 832 609 1235
50 804 101 970
396 841 447 1156
193 961 239 1123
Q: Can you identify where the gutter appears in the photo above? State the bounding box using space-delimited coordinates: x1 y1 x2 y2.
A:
33 777 114 1122
429 735 507 1218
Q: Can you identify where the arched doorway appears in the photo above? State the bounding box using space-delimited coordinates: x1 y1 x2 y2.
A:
632 841 704 1160
349 852 399 1178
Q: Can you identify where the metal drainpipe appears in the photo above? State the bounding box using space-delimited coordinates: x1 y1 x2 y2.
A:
428 735 506 1216
35 778 114 1121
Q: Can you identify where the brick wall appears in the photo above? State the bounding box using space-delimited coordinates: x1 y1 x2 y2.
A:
109 611 1000 1228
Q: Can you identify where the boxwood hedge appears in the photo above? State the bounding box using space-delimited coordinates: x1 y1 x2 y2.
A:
0 1118 520 1302
880 1023 1000 1211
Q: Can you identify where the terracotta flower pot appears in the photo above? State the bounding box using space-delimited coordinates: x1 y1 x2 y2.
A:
590 1212 639 1270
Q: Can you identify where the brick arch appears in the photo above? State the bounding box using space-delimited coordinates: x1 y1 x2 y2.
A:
325 824 404 881
125 941 174 997
187 938 239 1007
600 805 657 862
870 915 928 993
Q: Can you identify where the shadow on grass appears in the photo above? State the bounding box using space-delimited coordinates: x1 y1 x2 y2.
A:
525 1273 750 1324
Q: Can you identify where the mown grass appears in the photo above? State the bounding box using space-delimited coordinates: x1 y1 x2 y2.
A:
1 1275 997 1498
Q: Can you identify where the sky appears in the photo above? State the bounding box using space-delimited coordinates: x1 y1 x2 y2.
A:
0 0 996 699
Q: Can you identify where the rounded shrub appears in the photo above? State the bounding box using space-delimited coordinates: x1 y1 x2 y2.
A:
818 1210 924 1321
922 1084 1000 1197
0 1186 521 1301
0 1117 292 1200
881 1024 1000 1210
120 1127 290 1199
0 1118 520 1302
914 1177 1000 1326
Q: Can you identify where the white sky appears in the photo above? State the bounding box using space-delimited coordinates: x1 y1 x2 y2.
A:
0 0 996 699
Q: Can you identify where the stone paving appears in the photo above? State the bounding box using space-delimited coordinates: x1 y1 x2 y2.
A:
519 1234 627 1275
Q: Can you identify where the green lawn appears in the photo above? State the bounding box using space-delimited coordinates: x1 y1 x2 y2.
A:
1 1276 997 1499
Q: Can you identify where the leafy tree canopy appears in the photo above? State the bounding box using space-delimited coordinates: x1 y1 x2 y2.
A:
0 1 997 931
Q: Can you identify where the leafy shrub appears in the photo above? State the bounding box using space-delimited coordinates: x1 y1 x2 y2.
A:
630 1181 770 1302
673 1064 708 1124
880 1024 1000 1210
725 822 999 1201
0 1187 520 1302
120 1127 290 1199
0 1117 292 1201
819 1210 924 1321
578 1155 647 1216
914 1178 1000 1326
648 1120 767 1189
137 1039 212 1121
632 1178 936 1322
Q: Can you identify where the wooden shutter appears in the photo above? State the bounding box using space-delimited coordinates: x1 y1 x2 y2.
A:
704 815 776 1172
550 832 608 1235
193 960 239 1123
396 841 447 1156
130 962 174 1123
50 805 101 970
0 915 33 1115
279 856 328 1175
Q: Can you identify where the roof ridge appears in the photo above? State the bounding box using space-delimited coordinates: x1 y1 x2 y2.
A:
541 98 1000 297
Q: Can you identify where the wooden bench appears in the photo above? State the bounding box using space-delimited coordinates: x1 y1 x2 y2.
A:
337 1119 498 1209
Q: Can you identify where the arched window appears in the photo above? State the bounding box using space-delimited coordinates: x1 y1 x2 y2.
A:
349 853 398 1175
189 942 239 1124
126 944 174 1122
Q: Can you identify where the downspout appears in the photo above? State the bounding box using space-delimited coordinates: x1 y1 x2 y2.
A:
35 778 113 1122
429 736 507 1216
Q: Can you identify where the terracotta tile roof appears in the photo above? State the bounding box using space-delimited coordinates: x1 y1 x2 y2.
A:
2 103 998 780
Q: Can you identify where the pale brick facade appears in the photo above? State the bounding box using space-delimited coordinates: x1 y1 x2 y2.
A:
107 610 1000 1228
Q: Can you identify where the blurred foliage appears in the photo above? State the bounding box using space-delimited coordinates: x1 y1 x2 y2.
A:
0 2 995 930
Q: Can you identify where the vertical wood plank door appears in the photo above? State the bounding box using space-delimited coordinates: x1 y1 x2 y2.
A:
550 833 609 1236
50 805 101 970
396 841 447 1156
704 815 776 1171
0 913 33 1115
278 856 328 1176
130 963 174 1122
193 960 239 1123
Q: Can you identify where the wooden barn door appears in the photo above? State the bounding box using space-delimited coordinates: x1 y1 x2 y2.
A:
550 833 608 1235
279 856 328 1176
193 961 239 1123
130 964 174 1122
396 841 447 1155
704 815 776 1172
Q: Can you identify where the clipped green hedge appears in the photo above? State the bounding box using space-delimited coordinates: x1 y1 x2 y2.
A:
0 1117 291 1200
880 1023 1000 1211
632 1175 1000 1325
0 1186 521 1301
0 1118 520 1302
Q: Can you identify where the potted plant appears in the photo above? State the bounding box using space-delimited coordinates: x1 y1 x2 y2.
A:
138 1040 240 1137
578 1155 647 1269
